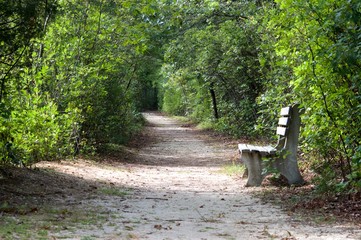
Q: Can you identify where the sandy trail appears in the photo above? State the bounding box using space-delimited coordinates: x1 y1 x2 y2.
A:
43 112 360 239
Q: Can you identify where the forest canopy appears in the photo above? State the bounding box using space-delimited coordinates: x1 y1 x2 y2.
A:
1 0 360 194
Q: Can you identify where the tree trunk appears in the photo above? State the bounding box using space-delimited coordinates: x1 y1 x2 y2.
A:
209 82 219 119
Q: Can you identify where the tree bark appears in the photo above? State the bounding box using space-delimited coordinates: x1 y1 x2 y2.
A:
209 82 219 119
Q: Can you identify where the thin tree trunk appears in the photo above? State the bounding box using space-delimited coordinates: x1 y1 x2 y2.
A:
209 82 219 119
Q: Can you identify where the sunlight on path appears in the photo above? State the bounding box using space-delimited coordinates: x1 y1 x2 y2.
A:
50 112 360 240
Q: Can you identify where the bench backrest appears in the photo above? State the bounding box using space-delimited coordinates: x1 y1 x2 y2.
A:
274 104 304 185
275 104 301 152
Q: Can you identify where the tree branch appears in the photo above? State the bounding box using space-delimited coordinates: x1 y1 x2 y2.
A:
0 45 28 102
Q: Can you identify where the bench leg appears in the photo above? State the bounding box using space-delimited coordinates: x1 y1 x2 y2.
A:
274 151 304 185
240 152 263 187
242 168 248 178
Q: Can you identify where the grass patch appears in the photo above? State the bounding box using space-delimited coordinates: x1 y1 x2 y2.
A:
220 163 245 176
172 115 192 123
196 121 215 131
0 204 111 239
81 236 97 240
199 227 217 232
0 216 33 240
42 206 109 230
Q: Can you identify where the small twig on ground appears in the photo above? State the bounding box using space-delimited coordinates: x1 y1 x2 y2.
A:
195 208 208 222
145 197 168 201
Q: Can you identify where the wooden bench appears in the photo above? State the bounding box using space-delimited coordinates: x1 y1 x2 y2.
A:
238 104 304 187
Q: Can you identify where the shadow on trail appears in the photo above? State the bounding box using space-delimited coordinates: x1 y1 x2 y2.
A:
1 112 359 239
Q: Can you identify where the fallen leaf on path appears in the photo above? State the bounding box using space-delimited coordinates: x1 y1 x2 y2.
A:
154 224 162 230
236 221 250 224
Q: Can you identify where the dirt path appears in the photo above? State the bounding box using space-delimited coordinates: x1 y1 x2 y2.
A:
3 112 360 239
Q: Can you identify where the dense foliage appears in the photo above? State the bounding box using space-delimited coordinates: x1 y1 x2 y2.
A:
159 0 361 193
161 1 265 136
263 0 361 192
0 0 159 165
1 0 360 193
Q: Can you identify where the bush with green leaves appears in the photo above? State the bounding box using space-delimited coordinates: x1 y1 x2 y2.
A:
258 0 361 192
0 0 161 165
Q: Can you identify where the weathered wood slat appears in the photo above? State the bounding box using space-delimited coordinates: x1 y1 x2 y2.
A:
276 126 287 136
238 144 276 155
280 106 291 116
238 144 249 151
278 117 289 126
261 146 276 153
252 146 263 152
238 144 254 153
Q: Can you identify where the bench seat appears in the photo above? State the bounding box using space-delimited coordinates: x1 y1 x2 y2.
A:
238 144 276 155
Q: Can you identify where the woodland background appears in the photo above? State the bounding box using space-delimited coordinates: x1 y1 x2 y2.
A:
1 0 360 195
